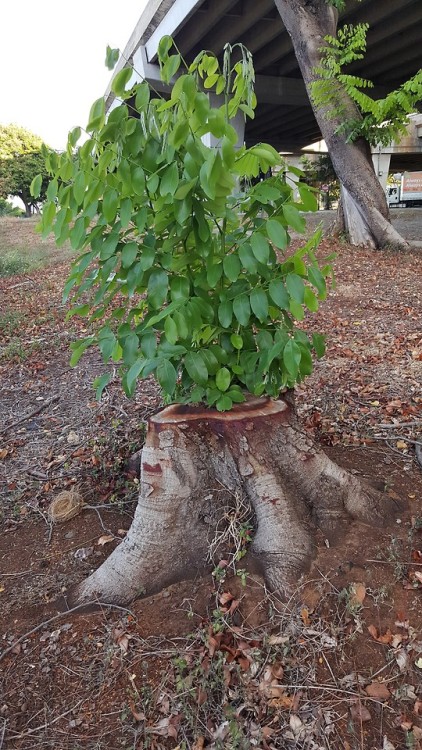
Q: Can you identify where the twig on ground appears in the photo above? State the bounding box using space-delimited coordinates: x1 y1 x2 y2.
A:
7 699 84 739
0 600 135 664
0 395 60 435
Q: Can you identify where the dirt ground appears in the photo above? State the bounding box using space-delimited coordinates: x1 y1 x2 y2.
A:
0 218 421 750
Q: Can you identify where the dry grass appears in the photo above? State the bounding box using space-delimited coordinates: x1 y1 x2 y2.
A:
0 217 75 276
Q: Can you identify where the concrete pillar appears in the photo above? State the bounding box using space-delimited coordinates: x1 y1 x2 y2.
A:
372 150 391 191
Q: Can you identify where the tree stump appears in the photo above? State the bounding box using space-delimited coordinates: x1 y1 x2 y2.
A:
71 396 399 605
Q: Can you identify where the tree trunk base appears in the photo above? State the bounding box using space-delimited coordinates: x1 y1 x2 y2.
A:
71 396 401 606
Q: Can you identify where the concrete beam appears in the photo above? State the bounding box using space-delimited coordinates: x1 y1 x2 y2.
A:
178 0 240 58
146 0 206 62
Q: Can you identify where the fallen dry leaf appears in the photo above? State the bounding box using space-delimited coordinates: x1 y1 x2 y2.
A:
368 625 393 644
97 534 114 546
350 701 371 722
365 681 390 700
349 582 366 606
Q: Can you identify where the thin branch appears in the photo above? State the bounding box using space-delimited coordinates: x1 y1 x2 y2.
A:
0 395 60 435
0 600 134 663
7 699 84 739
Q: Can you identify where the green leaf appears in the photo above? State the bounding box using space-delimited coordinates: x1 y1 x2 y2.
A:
93 372 112 400
207 261 223 287
119 198 132 229
126 357 146 395
216 367 231 392
266 219 288 249
170 276 190 301
69 337 94 366
233 294 250 326
286 273 305 303
304 287 319 312
87 97 105 131
308 265 327 298
132 167 145 195
283 204 306 233
156 359 177 395
289 299 304 320
223 254 241 282
230 334 243 350
160 162 179 196
148 270 168 309
141 331 157 358
73 171 85 205
122 241 138 268
216 395 233 411
164 315 178 345
102 188 119 223
105 46 119 70
218 300 232 328
30 173 42 199
239 244 258 273
111 67 133 97
250 288 268 322
250 233 270 264
185 352 208 386
269 279 289 309
283 339 301 378
312 332 326 358
135 81 150 111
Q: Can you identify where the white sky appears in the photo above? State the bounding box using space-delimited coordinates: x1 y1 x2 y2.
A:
0 0 148 150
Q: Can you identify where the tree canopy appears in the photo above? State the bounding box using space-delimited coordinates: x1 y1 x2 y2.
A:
0 124 49 216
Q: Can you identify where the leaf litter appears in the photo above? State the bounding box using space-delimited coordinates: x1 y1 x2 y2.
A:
0 229 422 747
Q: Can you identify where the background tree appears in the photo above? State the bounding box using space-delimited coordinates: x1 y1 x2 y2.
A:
36 40 398 606
0 125 49 217
300 154 339 210
274 0 422 249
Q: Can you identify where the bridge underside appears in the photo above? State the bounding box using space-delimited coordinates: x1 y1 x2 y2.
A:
115 0 422 153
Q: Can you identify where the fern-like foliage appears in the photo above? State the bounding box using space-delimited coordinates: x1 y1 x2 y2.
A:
312 22 422 146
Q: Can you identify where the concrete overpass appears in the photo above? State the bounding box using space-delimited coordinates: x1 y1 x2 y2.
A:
109 0 422 160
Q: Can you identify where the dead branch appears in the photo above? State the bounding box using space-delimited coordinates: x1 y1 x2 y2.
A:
0 395 60 436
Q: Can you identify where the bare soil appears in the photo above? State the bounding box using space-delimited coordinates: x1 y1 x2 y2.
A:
0 220 421 749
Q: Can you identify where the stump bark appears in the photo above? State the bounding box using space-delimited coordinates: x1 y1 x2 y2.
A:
71 396 399 606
